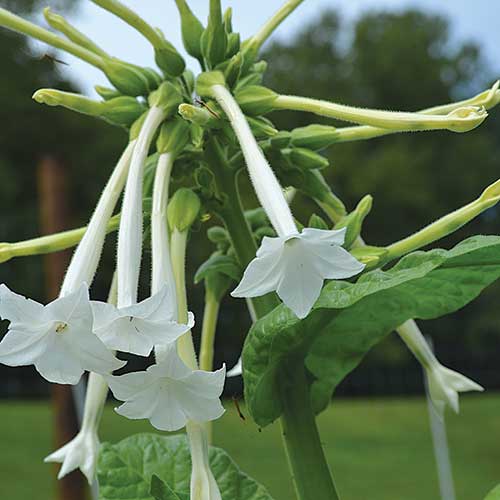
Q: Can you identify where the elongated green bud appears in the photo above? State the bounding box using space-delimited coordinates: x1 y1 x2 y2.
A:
282 147 329 170
224 52 243 88
148 81 184 117
196 71 226 97
200 0 227 68
43 7 108 58
226 32 241 59
351 245 388 269
168 188 201 232
95 85 122 101
223 7 233 33
141 66 162 90
291 124 338 150
102 58 150 96
247 116 278 138
157 117 190 156
308 214 329 230
270 130 292 149
174 0 205 61
234 85 278 115
334 195 373 248
178 103 222 129
153 31 186 78
33 89 145 126
182 69 196 95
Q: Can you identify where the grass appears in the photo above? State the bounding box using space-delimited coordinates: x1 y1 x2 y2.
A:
0 394 499 499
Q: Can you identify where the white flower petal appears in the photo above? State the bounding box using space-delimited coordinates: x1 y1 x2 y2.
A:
115 384 160 420
227 357 242 378
149 389 189 431
0 284 45 324
0 325 50 366
150 342 192 379
106 370 150 400
301 227 347 245
46 283 91 324
90 300 119 331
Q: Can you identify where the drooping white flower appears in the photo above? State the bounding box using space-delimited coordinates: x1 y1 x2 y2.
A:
227 357 242 378
91 286 194 356
106 343 225 431
398 319 483 416
211 84 364 319
0 284 124 384
45 372 109 483
232 227 364 318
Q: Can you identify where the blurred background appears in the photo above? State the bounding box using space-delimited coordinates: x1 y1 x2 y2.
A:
0 1 499 499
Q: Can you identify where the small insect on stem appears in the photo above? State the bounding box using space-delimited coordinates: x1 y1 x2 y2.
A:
194 98 221 119
39 53 69 66
232 395 246 421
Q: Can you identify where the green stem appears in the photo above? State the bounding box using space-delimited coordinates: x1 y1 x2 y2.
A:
90 0 162 47
199 292 220 372
280 360 340 500
273 94 486 133
204 134 338 500
0 8 105 69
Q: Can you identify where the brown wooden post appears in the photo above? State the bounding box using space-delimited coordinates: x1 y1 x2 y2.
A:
37 155 87 500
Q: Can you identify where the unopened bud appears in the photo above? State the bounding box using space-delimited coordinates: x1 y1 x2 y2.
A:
168 188 201 232
224 52 243 88
196 71 226 97
270 131 292 149
479 178 500 204
282 148 329 170
156 117 190 156
200 0 227 68
291 124 339 151
95 85 121 101
153 32 186 78
334 195 373 248
234 85 278 115
350 245 388 269
102 58 150 96
178 103 222 129
308 214 329 230
174 0 205 61
226 33 240 59
148 81 183 117
445 106 488 133
247 116 278 138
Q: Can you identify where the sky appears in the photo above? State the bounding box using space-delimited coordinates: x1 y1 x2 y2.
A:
30 0 500 95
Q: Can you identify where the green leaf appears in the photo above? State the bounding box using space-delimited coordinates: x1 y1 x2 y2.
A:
194 253 241 284
98 433 274 500
150 475 187 500
485 485 500 500
243 236 500 427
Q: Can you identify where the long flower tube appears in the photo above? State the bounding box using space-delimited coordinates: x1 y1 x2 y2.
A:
91 106 190 357
211 83 364 318
0 143 135 384
45 274 118 483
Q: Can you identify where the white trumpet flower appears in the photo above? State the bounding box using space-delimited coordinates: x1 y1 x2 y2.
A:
398 320 483 415
106 343 226 431
0 284 124 384
45 372 109 483
212 84 364 319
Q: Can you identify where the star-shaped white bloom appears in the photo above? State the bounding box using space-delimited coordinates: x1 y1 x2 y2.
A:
44 428 99 484
232 227 364 319
91 286 194 357
427 365 483 416
106 344 226 431
0 283 125 384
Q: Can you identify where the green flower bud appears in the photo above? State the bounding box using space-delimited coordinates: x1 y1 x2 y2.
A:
178 103 222 129
334 195 373 248
224 51 243 88
244 207 268 229
43 7 108 58
148 81 183 117
174 0 205 61
129 111 148 141
153 32 186 78
247 116 278 138
167 188 201 232
350 245 388 270
270 131 292 149
291 124 339 151
196 71 226 97
200 0 227 68
223 7 233 33
33 89 145 126
234 71 263 91
254 226 276 243
207 226 228 244
195 166 217 198
234 85 278 115
251 60 268 74
94 85 122 101
156 117 190 156
308 214 329 230
140 67 162 91
182 69 196 95
102 58 150 96
282 148 329 170
190 123 205 149
226 32 240 59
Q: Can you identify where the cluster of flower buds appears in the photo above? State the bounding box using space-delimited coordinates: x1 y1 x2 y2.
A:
1 0 499 497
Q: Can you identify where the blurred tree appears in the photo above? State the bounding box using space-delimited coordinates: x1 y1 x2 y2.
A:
263 10 500 388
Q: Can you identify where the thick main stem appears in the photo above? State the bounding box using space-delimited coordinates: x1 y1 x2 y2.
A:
205 135 338 500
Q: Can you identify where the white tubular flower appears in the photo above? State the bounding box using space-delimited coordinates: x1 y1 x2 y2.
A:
91 287 194 356
212 84 364 319
106 343 226 432
227 357 242 378
0 284 124 384
45 372 109 483
398 319 483 416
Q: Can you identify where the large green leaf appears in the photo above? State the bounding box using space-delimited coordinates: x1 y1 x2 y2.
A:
98 433 274 500
243 235 500 427
485 485 500 500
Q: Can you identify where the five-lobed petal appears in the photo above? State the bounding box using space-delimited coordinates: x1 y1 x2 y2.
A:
232 227 365 319
91 286 194 357
107 344 226 432
0 283 125 384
